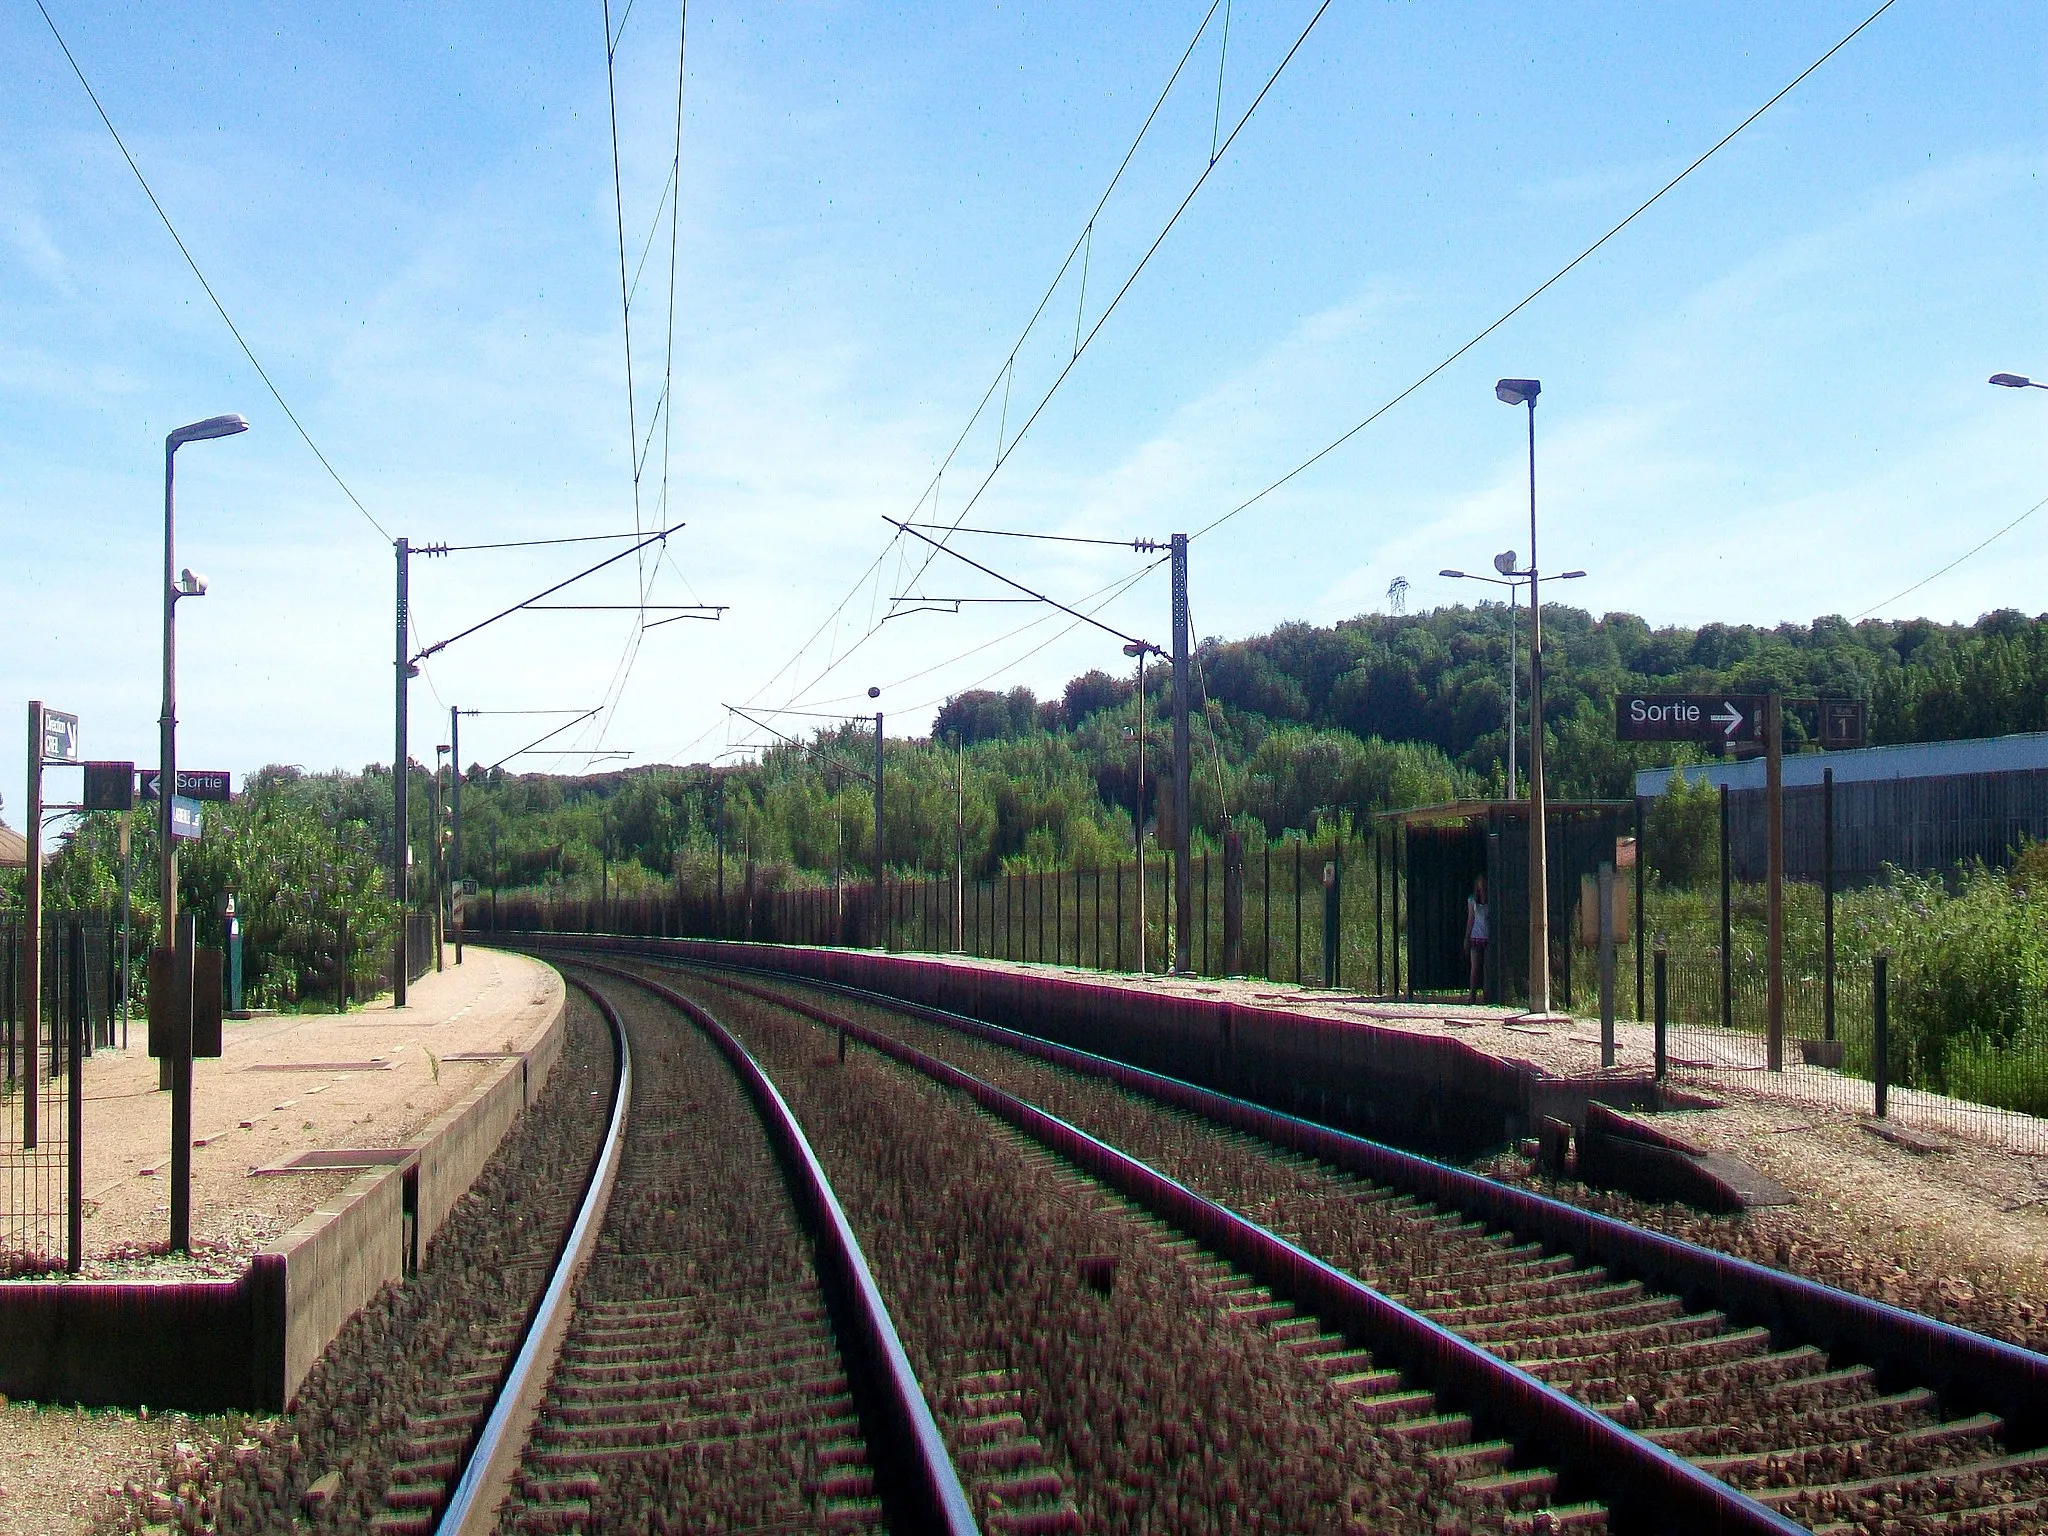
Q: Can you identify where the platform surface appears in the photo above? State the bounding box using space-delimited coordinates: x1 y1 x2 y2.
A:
42 945 562 1277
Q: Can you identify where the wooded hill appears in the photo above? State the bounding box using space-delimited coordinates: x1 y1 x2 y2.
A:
398 602 2048 893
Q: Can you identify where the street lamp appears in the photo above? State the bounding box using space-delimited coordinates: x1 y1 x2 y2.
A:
1441 559 1585 798
160 410 247 1254
1989 373 2047 391
1495 377 1554 1015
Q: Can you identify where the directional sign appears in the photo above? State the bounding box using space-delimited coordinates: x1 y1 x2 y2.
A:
170 795 205 841
139 769 232 803
83 761 135 811
177 769 232 802
1615 694 1765 743
40 709 79 764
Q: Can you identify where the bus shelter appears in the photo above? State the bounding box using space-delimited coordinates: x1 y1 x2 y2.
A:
1382 799 1633 1007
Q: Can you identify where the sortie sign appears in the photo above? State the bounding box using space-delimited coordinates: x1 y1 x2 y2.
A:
1614 694 1765 743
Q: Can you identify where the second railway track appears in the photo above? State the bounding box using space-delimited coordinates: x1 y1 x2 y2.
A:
567 947 2048 1536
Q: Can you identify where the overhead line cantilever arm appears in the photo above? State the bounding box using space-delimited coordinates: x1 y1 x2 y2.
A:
487 707 604 772
413 521 684 663
884 517 1157 652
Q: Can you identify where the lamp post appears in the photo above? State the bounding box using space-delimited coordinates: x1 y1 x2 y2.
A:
1495 377 1553 1015
1440 560 1585 799
160 411 247 1254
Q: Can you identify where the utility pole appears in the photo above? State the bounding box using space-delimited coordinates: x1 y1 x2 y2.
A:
952 733 965 952
393 538 411 1007
873 700 886 950
714 773 726 937
1123 641 1151 973
390 536 447 1005
449 706 463 964
1170 533 1191 974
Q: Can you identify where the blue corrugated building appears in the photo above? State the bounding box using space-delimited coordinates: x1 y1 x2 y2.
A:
1635 732 2048 882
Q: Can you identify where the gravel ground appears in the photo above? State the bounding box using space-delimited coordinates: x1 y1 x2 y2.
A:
93 992 612 1536
0 1402 239 1536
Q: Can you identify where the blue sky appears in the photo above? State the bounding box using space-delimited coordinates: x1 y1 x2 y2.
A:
3 0 2043 821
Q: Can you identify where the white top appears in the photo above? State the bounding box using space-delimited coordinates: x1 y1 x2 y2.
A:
1467 895 1490 943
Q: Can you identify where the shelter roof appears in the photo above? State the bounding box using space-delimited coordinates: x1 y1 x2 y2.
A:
0 820 25 868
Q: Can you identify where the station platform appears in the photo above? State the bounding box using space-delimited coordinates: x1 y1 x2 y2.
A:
67 945 563 1275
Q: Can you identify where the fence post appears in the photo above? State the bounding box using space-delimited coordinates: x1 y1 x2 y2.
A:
1719 784 1733 1034
68 922 85 1271
1263 841 1272 979
1321 858 1339 989
1873 953 1889 1119
1824 766 1836 1043
1653 944 1668 1081
1598 862 1616 1069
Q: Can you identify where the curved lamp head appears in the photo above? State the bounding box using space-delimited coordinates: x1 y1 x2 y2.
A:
1495 378 1541 407
1439 569 1466 580
168 414 249 449
1989 373 2034 389
1556 569 1587 581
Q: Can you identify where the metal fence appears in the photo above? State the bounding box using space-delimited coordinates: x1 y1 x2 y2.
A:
481 819 2047 1153
3 915 119 1275
1632 796 2046 1153
480 836 1416 993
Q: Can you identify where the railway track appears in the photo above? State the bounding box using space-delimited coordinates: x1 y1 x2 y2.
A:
557 945 2048 1536
585 960 1515 1534
422 972 973 1535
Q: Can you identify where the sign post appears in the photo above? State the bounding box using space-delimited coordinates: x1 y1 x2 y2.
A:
1617 690 1869 1074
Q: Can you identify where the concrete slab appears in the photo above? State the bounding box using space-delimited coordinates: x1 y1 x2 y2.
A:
59 947 563 1275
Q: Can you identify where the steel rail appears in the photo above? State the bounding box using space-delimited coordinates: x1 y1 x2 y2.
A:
437 973 633 1536
579 964 979 1536
573 952 1800 1536
681 957 2048 1454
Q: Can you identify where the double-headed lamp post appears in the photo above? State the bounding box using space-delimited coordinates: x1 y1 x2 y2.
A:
1495 377 1555 1015
160 411 246 1254
1440 559 1585 798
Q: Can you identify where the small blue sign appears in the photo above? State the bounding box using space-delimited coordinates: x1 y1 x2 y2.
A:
171 795 205 841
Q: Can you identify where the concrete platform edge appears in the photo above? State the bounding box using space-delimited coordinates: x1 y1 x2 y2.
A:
0 959 568 1412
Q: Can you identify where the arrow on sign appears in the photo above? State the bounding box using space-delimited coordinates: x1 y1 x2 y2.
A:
1711 702 1747 738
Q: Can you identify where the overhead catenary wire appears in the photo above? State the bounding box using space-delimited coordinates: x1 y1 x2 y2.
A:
1190 0 1902 547
586 0 693 758
728 0 1265 725
889 0 1339 611
31 0 391 544
1853 491 2048 621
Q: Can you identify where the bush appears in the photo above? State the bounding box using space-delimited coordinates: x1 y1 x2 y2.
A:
1891 871 2048 1108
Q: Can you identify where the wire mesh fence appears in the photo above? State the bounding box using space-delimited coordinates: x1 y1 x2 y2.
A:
3 915 118 1275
